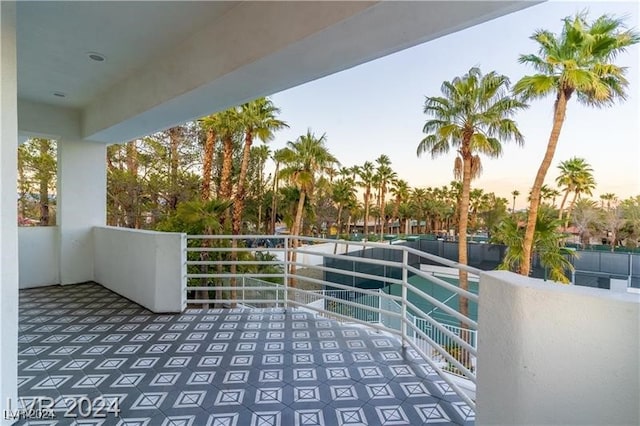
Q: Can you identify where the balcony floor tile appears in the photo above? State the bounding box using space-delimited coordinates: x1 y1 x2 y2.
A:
16 283 474 425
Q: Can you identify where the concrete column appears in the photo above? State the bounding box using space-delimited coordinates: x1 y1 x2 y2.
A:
0 2 19 423
57 139 106 284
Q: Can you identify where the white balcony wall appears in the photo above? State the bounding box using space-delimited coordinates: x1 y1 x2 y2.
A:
93 226 186 313
18 226 59 288
476 270 640 425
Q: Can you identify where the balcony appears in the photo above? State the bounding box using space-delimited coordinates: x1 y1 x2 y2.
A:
14 228 640 425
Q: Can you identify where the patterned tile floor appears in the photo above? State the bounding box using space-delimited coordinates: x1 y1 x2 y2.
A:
16 283 474 425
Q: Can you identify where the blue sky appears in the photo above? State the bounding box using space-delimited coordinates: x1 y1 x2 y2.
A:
269 1 639 210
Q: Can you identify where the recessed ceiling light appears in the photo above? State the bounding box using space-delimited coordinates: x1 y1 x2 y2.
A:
87 52 106 62
53 92 66 98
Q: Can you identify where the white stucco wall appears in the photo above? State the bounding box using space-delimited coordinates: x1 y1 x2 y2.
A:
93 226 185 313
18 226 59 288
476 270 640 425
0 3 18 423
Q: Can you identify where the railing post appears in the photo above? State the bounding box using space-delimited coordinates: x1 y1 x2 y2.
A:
401 249 408 348
283 236 289 312
242 276 245 304
181 233 187 312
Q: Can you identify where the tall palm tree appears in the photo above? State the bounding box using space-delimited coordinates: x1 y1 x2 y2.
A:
391 179 410 234
511 190 520 216
279 130 339 287
331 178 356 235
357 161 375 235
515 12 639 276
374 155 397 238
418 67 526 322
233 98 287 236
410 188 428 234
556 157 596 227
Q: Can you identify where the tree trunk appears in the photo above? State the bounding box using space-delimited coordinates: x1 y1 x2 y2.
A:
521 90 570 276
289 189 307 289
38 139 50 226
364 188 370 235
201 128 216 201
458 152 472 325
168 127 181 211
379 187 385 240
270 162 280 234
558 188 571 220
564 191 579 230
125 140 138 228
220 137 234 200
233 131 253 237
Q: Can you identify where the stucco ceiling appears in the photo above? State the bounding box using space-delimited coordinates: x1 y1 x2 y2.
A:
17 1 237 108
15 1 540 143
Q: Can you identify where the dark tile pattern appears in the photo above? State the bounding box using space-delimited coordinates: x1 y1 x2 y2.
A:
16 283 474 425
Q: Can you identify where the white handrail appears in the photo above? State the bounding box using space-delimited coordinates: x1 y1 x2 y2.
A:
183 234 479 410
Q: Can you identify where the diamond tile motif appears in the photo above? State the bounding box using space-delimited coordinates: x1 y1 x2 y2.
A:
295 409 325 426
187 371 215 385
366 384 394 399
375 406 410 425
259 370 283 382
330 385 358 401
149 372 181 386
400 382 431 398
174 390 207 408
223 370 249 384
252 411 281 426
293 368 317 381
255 388 282 404
414 403 452 423
335 408 367 426
18 283 472 426
293 386 320 402
215 389 245 406
131 392 167 409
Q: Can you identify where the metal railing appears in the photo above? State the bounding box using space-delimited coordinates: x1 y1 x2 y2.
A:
184 234 480 409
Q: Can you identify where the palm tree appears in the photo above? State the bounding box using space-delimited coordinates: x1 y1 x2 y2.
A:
514 12 639 276
600 192 617 210
511 190 520 216
410 188 428 234
555 157 596 228
233 98 287 236
279 130 339 261
495 207 575 283
374 155 397 238
331 176 357 234
540 184 561 207
418 67 526 322
391 179 410 234
357 161 375 235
